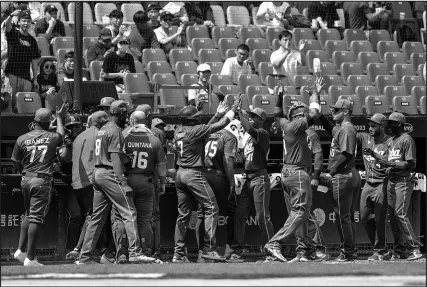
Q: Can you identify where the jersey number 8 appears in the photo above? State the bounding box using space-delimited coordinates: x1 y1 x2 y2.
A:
95 139 101 156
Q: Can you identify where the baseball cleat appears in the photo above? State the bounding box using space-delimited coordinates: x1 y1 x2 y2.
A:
13 249 27 263
368 253 384 261
264 247 287 262
334 253 354 262
24 258 43 266
74 260 98 265
225 253 244 263
259 256 281 263
201 250 226 261
129 254 156 264
100 254 115 264
313 250 331 262
116 254 128 264
288 253 310 263
224 244 234 258
407 250 423 261
172 254 191 263
389 253 403 261
66 249 80 260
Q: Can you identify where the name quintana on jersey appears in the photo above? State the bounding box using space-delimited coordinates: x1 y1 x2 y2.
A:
127 142 153 148
25 137 51 146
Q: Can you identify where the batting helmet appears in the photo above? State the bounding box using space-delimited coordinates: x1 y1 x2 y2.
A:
287 101 308 120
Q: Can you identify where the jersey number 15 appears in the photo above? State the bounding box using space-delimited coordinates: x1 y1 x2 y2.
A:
205 140 218 157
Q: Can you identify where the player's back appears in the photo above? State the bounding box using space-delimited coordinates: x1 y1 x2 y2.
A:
328 123 357 171
388 133 416 180
205 129 237 174
281 118 312 170
94 122 124 167
174 124 211 168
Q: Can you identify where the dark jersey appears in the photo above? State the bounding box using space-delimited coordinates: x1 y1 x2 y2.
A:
11 129 63 175
174 124 211 168
94 122 126 168
72 126 98 189
328 122 357 172
386 133 416 180
280 117 312 170
243 128 270 172
102 52 136 85
357 133 389 184
205 129 237 174
306 128 322 172
34 18 65 38
124 129 167 174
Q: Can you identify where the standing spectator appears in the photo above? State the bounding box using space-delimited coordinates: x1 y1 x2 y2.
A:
220 44 254 84
128 11 160 61
184 2 215 27
146 2 161 29
154 11 185 55
308 2 340 30
343 2 390 32
37 57 59 107
34 4 65 41
86 28 115 66
101 38 136 93
4 10 41 113
161 2 189 25
256 2 290 28
57 51 89 86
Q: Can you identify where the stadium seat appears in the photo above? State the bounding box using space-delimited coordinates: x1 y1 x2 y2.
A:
225 94 250 110
266 75 290 92
258 62 274 84
365 95 390 115
142 49 167 70
356 85 379 107
226 6 251 27
402 41 425 61
320 62 338 76
57 48 74 63
299 39 322 59
245 38 269 51
338 94 364 116
283 95 304 114
198 49 222 64
377 41 400 62
186 25 210 47
384 86 407 104
376 75 398 95
350 41 374 59
218 85 241 97
246 85 270 108
341 63 364 84
191 38 214 60
410 53 426 71
210 74 233 86
225 49 237 58
348 75 371 93
328 85 353 103
369 30 391 52
153 73 177 86
317 28 341 49
293 75 313 89
212 27 235 48
134 61 143 73
169 48 193 72
210 5 227 27
358 52 381 72
318 94 334 115
392 96 418 115
158 88 187 115
16 92 42 113
252 49 272 70
63 22 74 37
325 40 347 61
83 37 98 53
147 61 172 81
90 61 103 81
82 25 100 38
240 27 264 44
238 74 262 93
41 2 66 22
52 37 74 56
306 50 329 72
299 86 312 104
276 85 298 97
420 96 426 114
94 3 116 25
252 94 276 114
402 76 424 95
367 63 390 84
266 27 285 49
67 2 94 24
36 37 51 56
180 74 198 97
124 73 152 94
333 51 356 72
292 28 315 49
393 64 416 83
219 38 240 60
121 3 143 24
412 86 426 103
175 61 198 83
343 29 367 49
325 75 344 87
205 62 223 75
419 64 426 83
384 52 407 73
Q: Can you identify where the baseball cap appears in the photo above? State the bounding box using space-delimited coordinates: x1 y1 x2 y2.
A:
65 114 82 127
44 4 58 13
197 63 211 73
248 107 267 122
160 11 173 20
90 111 109 127
99 27 112 38
34 108 52 123
135 104 152 115
330 98 353 112
152 118 165 128
368 113 387 125
110 100 128 115
388 112 406 124
98 97 115 107
18 10 31 20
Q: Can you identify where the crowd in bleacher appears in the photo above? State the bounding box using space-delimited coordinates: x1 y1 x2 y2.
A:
0 1 426 115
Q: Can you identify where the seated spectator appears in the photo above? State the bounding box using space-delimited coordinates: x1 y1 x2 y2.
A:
154 11 185 55
188 63 211 107
147 2 161 29
106 9 130 46
58 51 89 86
34 4 65 41
86 28 114 66
101 38 136 93
161 2 189 25
220 44 254 84
256 2 290 28
128 11 160 61
37 57 60 107
343 2 390 32
308 2 340 30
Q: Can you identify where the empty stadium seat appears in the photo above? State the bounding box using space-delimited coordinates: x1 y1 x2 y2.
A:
169 48 193 71
205 62 224 75
328 85 353 103
94 3 116 24
325 40 347 61
299 40 322 59
377 41 400 62
143 49 167 70
293 75 313 89
252 49 272 70
402 41 425 61
252 94 276 113
367 63 390 84
238 74 262 93
258 62 274 84
225 49 237 58
402 76 424 95
198 49 222 64
356 85 379 107
219 38 240 60
16 92 42 113
246 85 270 108
212 26 235 48
325 75 344 87
410 53 426 71
266 27 285 49
121 3 143 24
158 88 187 115
276 85 298 97
63 22 74 37
376 75 398 95
412 86 426 103
317 28 341 49
283 95 304 114
306 50 329 72
343 29 367 49
210 5 226 27
180 74 198 97
83 37 98 53
392 96 418 115
36 37 51 56
365 95 390 115
420 96 426 114
90 61 103 81
52 37 74 56
320 62 338 76
333 51 356 71
369 30 391 52
134 61 143 73
210 74 233 86
358 52 381 72
292 28 315 49
218 85 241 97
67 2 93 24
175 61 198 83
348 75 371 93
153 73 177 86
186 25 210 47
226 6 251 27
384 52 407 73
191 38 214 60
147 61 172 81
384 86 407 104
318 94 334 115
350 40 374 56
124 73 152 94
245 38 269 51
341 62 363 84
240 27 264 44
338 94 363 115
82 25 99 38
393 64 416 83
419 64 426 83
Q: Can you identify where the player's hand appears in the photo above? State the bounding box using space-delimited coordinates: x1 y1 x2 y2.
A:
216 100 229 115
363 148 374 156
378 159 395 168
119 25 127 35
56 103 69 119
122 183 133 197
159 184 166 195
232 93 243 112
196 100 205 111
314 76 325 94
311 178 319 191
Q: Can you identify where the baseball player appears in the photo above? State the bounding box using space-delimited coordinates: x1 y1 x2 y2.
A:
97 97 115 112
173 98 241 263
318 98 361 262
263 78 323 263
369 112 423 261
195 119 241 263
11 105 68 266
77 100 155 264
355 113 390 261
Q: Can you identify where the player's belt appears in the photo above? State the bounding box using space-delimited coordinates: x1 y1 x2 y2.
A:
244 169 267 179
22 172 52 180
206 168 225 176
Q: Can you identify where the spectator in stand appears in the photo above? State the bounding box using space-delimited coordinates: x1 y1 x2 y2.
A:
101 38 136 93
86 28 114 66
37 57 59 108
343 2 390 32
183 2 214 27
128 11 160 61
147 2 161 29
256 2 290 28
34 4 65 41
106 9 129 46
220 44 254 84
308 2 340 30
57 51 89 86
4 9 41 113
154 11 185 55
161 2 188 25
188 63 223 108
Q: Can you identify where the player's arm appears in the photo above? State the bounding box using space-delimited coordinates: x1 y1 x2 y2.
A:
239 109 260 140
155 139 167 194
311 133 323 181
108 131 129 188
208 95 242 134
318 114 335 136
11 139 23 174
55 103 67 138
223 135 237 195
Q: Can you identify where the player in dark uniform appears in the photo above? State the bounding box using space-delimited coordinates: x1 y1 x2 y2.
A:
77 100 155 264
173 98 241 263
12 105 67 266
97 97 115 112
263 78 324 263
369 112 423 261
355 113 390 261
318 98 361 262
